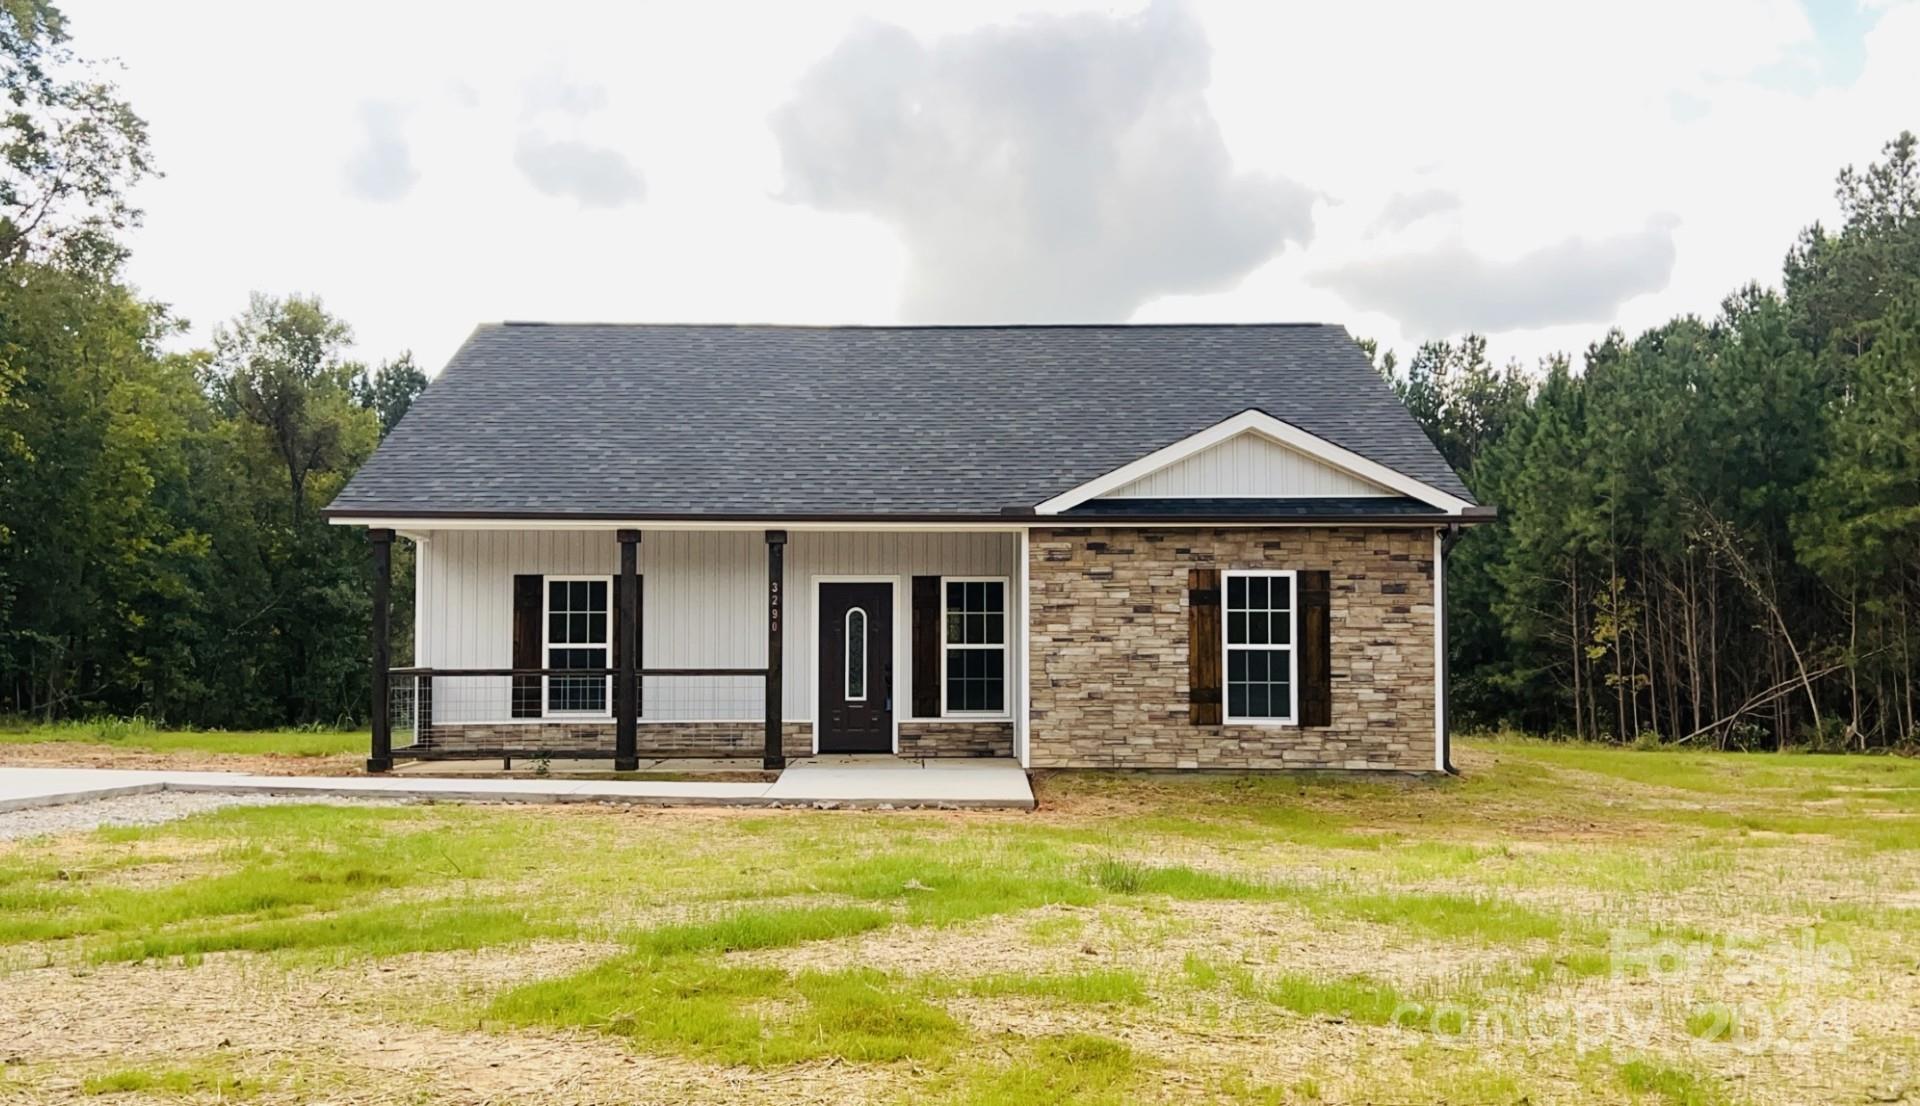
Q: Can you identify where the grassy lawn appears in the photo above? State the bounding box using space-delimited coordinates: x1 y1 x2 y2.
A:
0 739 1915 1104
0 718 364 758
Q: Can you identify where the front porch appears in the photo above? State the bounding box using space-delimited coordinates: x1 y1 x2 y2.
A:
365 525 1028 773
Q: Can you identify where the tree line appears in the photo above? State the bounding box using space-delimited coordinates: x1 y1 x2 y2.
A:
4 2 1916 751
0 3 423 727
1378 132 1920 751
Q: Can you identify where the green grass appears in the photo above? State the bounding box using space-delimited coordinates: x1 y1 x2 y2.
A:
631 904 893 956
0 716 363 756
1481 732 1920 807
1086 859 1575 945
1615 1058 1731 1105
6 736 1917 1104
0 803 586 977
93 901 566 963
921 1034 1141 1106
1685 1003 1738 1043
0 848 406 943
1087 857 1278 899
80 1060 255 1097
959 969 1148 1006
1259 971 1411 1025
810 850 1102 926
1188 956 1415 1026
1332 888 1573 943
488 957 958 1067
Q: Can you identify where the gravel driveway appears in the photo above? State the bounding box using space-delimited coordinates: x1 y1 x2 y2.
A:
0 791 405 840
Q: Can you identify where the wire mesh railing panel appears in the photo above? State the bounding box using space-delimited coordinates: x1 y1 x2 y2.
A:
384 667 770 755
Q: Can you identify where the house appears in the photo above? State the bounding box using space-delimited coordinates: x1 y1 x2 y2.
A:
324 323 1491 774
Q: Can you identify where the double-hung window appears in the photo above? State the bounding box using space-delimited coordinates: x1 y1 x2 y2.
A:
943 578 1006 715
1224 570 1296 724
545 577 610 715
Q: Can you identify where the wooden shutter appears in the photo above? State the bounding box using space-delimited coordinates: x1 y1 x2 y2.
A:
1188 568 1222 725
612 574 622 670
511 574 543 718
1298 570 1332 727
911 575 941 718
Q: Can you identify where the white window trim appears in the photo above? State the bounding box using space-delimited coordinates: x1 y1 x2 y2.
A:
543 573 613 719
845 607 868 702
939 575 1012 720
1223 568 1299 726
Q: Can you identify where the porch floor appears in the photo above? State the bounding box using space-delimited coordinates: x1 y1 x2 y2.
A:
0 759 1035 814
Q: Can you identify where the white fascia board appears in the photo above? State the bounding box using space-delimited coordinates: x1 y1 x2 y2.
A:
326 517 1034 533
1032 410 1474 515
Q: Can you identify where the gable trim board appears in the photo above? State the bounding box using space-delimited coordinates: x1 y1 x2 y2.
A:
1034 410 1475 516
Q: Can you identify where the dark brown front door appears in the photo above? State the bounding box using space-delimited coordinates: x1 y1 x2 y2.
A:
818 582 893 753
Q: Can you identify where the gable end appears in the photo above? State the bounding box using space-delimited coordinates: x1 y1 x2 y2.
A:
1034 410 1473 515
1105 430 1390 499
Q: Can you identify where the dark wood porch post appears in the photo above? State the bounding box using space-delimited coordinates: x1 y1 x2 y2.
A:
367 528 394 773
615 529 641 771
764 529 787 770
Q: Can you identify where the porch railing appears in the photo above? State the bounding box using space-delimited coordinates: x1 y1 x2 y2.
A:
383 666 771 761
367 527 788 772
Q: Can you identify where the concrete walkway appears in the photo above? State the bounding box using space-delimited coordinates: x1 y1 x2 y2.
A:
0 758 1035 814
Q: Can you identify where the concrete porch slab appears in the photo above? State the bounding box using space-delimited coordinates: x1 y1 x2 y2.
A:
765 757 1035 809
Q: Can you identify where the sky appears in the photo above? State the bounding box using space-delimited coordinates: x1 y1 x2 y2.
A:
60 0 1920 376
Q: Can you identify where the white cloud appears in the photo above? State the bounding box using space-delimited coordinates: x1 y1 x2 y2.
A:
770 2 1313 320
523 71 609 118
342 101 417 203
1367 189 1462 236
48 0 1920 375
1312 216 1681 337
513 134 645 208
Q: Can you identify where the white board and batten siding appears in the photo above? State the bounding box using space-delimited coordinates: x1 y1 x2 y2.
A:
1104 431 1388 499
416 529 1018 724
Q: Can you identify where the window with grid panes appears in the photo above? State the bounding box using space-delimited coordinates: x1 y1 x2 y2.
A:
1224 570 1295 723
943 579 1006 714
546 578 610 714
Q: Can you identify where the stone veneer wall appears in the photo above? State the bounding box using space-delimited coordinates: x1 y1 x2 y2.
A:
1028 526 1437 772
898 721 1014 759
416 720 1013 760
418 721 814 761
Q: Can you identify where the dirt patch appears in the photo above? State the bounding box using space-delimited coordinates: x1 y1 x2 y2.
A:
0 943 900 1106
732 899 1520 991
0 742 361 776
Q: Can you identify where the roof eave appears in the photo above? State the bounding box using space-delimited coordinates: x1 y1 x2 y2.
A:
323 505 1498 527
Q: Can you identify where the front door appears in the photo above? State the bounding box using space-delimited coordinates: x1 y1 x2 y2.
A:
817 581 893 753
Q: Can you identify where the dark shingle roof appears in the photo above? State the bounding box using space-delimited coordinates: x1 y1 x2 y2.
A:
327 323 1472 519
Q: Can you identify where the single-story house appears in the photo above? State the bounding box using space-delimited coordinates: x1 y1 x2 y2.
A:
324 323 1491 774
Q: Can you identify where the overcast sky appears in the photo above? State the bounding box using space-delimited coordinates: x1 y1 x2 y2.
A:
63 0 1920 375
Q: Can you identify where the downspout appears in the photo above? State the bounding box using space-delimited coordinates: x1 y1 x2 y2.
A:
1439 522 1462 774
